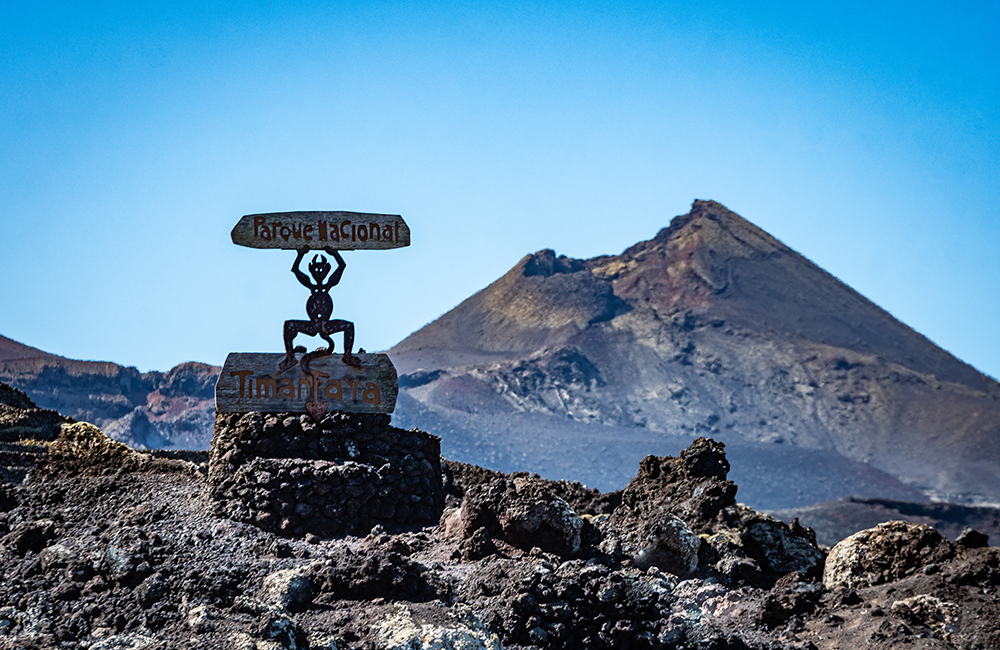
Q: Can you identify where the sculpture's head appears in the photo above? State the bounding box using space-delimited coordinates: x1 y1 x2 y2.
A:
309 254 331 282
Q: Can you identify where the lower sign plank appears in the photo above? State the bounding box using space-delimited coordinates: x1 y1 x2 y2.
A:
216 352 398 415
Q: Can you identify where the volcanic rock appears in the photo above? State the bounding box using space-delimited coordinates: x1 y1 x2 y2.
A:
369 603 502 650
954 526 990 549
734 512 825 582
258 565 313 611
457 477 584 557
598 438 823 585
623 512 703 576
442 458 620 516
890 594 961 639
823 520 954 589
2 519 59 557
617 437 737 534
458 526 498 561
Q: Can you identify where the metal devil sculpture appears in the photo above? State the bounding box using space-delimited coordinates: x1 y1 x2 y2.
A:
281 248 358 373
216 211 410 419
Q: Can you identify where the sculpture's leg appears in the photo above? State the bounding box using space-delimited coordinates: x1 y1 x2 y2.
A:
280 320 315 372
326 320 361 367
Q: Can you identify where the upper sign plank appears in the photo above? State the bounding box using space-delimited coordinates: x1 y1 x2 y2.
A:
232 212 410 250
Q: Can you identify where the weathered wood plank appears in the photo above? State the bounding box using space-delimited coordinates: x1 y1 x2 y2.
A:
231 212 410 250
216 352 398 415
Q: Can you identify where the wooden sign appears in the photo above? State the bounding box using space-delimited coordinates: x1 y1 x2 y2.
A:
232 212 410 250
216 352 398 415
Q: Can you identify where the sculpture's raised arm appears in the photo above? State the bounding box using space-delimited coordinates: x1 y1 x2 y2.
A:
324 248 347 288
291 249 312 288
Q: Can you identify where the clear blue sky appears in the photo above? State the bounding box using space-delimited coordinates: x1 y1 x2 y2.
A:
2 1 998 379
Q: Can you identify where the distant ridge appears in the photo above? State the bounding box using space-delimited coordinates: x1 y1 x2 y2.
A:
390 200 1000 508
0 335 219 451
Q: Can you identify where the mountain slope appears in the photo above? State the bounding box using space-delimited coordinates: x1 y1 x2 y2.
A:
0 336 58 362
390 200 1000 508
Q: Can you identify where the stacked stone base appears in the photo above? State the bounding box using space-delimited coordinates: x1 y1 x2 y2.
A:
209 411 443 538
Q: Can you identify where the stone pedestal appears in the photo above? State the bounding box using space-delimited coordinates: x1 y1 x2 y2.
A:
209 411 443 537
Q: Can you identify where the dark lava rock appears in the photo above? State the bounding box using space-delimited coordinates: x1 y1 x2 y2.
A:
0 382 35 412
2 519 58 556
459 476 584 557
459 526 498 561
0 483 18 512
622 511 703 577
309 546 449 602
603 437 822 587
758 573 824 628
135 572 169 608
617 437 737 534
443 458 620 515
955 526 990 549
735 512 826 583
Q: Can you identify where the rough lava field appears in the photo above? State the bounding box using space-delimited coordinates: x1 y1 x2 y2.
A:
1 409 999 650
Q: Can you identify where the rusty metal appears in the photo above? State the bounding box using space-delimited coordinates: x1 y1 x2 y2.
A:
279 248 362 373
